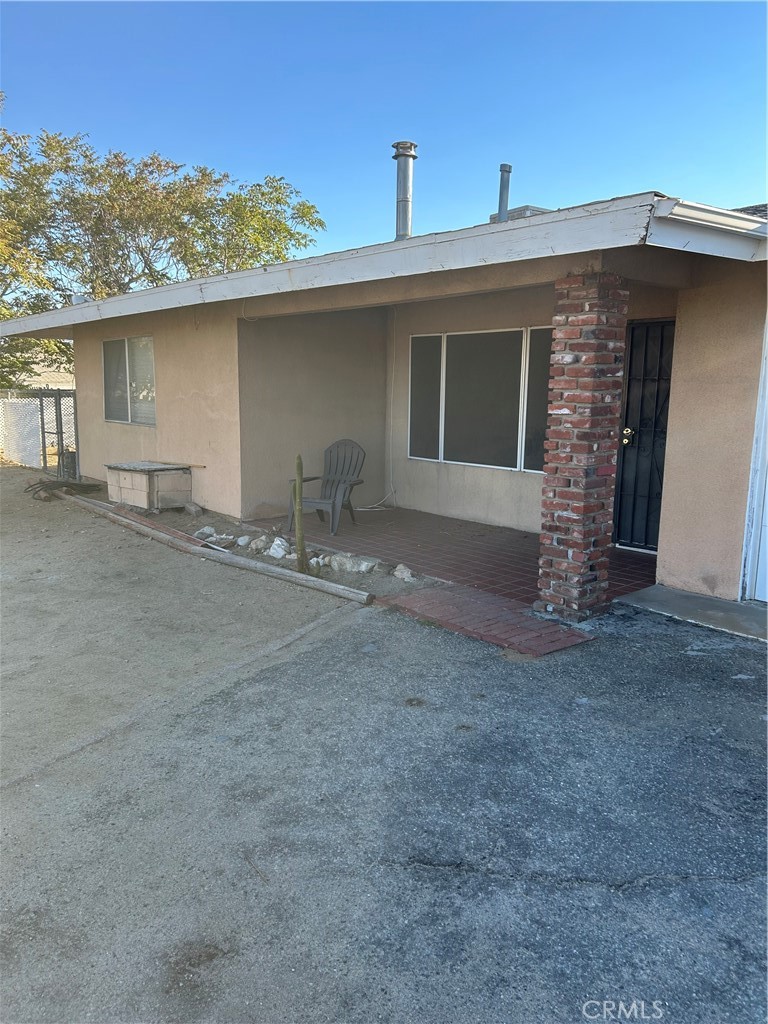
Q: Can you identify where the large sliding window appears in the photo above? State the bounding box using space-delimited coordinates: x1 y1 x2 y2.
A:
409 327 551 472
103 337 156 425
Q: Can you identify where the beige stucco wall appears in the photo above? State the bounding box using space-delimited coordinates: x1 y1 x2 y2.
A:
68 252 764 604
237 308 388 519
73 304 242 516
387 287 553 531
627 283 678 321
657 260 766 600
386 283 679 531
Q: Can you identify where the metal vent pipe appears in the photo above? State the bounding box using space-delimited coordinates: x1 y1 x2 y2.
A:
497 164 512 223
392 141 418 240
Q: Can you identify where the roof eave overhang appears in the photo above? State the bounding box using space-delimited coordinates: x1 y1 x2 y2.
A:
647 198 768 261
0 192 661 339
2 191 765 340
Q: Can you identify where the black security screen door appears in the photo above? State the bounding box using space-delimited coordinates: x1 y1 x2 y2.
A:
613 320 675 550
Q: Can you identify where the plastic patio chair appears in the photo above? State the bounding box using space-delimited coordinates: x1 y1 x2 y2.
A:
287 439 366 536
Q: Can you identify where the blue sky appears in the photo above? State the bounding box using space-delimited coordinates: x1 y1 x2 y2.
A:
2 1 766 256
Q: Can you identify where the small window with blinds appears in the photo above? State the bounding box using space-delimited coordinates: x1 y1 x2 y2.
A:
103 337 156 425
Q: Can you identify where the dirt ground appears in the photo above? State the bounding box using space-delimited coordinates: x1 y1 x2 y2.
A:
1 465 765 1023
74 478 426 599
0 466 348 783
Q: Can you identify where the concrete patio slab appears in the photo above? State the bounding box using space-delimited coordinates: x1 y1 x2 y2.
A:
614 584 767 642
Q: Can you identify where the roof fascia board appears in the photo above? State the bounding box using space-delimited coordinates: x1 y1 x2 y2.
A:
646 216 767 262
654 198 768 236
1 193 658 339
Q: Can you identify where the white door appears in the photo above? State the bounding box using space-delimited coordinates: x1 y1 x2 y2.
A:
754 468 768 601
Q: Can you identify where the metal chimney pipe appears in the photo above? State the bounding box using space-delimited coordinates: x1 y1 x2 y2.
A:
497 164 512 223
392 141 418 240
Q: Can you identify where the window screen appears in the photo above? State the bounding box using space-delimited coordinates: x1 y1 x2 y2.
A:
127 337 156 425
103 337 155 424
443 331 523 468
103 339 129 422
409 335 442 459
523 327 552 471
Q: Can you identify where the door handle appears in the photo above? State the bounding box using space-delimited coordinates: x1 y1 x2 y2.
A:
622 427 635 446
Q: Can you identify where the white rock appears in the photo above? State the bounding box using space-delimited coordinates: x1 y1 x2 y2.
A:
284 552 298 562
194 526 216 539
309 557 324 568
268 537 291 559
249 536 271 552
185 503 204 517
236 536 251 547
330 553 378 574
393 563 415 581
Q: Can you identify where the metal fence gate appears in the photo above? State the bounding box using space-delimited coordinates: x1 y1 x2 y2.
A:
0 389 79 478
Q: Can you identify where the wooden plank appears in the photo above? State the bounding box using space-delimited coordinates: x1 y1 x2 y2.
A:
64 494 373 605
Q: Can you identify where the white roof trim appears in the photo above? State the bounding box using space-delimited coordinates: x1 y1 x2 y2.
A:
646 198 767 262
2 190 765 339
653 198 768 235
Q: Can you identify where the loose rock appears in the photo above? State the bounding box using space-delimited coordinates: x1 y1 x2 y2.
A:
185 502 204 517
193 526 216 539
249 536 271 552
268 537 291 559
393 563 415 581
236 536 251 547
330 553 378 574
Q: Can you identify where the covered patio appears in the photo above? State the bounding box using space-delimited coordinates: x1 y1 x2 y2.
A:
272 505 656 607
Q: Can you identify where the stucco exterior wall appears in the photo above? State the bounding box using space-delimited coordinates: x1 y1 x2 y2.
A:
387 287 552 531
657 260 766 600
386 284 678 531
238 308 388 519
626 283 678 321
73 304 242 516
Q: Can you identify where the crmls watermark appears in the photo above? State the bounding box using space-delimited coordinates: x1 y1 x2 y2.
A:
582 1000 667 1020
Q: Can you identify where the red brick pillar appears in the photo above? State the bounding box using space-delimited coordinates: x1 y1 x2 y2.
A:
534 273 628 621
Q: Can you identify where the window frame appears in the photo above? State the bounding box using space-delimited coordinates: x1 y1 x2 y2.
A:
407 326 551 474
102 336 156 426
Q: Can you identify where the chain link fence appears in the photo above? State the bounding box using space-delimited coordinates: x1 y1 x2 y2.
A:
0 389 79 478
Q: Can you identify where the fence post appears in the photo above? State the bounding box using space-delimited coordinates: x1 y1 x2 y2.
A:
38 394 47 470
54 390 65 478
72 391 81 480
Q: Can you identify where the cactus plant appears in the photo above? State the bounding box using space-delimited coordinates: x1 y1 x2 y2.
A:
294 454 310 574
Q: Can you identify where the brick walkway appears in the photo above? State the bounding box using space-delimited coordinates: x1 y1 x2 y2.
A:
259 506 656 604
250 505 656 656
378 584 590 656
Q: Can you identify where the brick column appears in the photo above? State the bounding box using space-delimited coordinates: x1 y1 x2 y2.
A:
534 273 628 621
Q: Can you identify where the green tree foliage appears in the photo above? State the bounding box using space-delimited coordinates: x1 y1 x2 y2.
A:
0 103 325 386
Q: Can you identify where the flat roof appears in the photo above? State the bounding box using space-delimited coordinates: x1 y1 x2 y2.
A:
2 191 765 339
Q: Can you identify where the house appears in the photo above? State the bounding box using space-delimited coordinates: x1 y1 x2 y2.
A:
1 187 766 620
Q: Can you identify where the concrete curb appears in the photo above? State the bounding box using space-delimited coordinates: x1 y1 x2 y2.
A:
64 493 374 605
